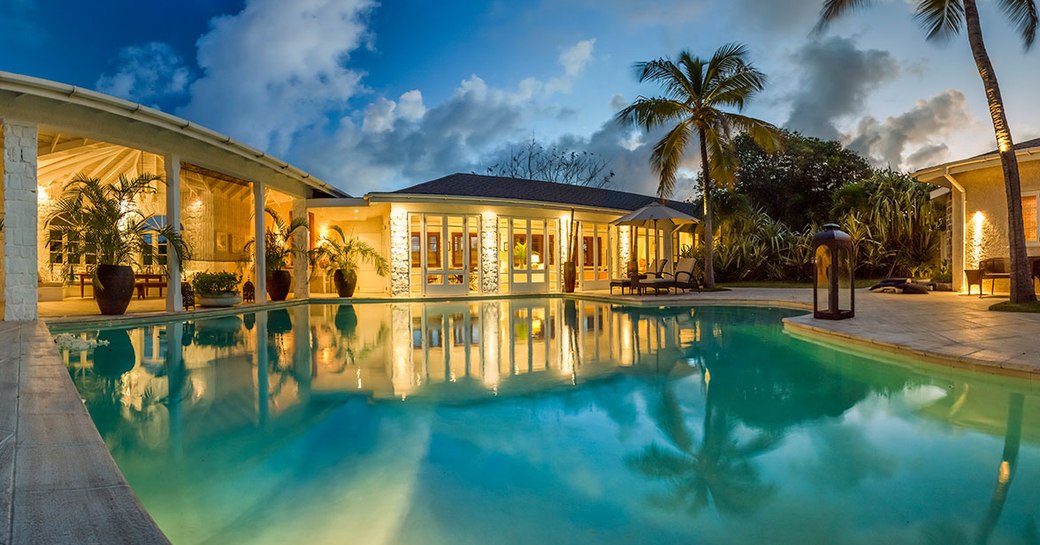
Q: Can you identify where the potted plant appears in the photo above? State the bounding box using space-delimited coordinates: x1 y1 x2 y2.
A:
192 272 243 307
245 207 309 301
315 226 388 297
45 174 190 315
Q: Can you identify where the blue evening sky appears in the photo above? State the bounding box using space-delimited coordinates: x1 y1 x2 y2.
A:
2 0 1038 198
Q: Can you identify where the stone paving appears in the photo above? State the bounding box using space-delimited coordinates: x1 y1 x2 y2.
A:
4 287 1040 544
0 320 168 545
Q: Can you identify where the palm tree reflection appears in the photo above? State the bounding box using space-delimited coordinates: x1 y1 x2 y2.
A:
628 375 778 516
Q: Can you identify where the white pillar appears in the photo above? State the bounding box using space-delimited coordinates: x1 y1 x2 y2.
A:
256 310 269 426
253 181 267 303
945 173 967 292
3 121 38 321
292 197 309 300
165 155 183 312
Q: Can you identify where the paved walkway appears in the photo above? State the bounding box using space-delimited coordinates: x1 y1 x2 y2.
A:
1 321 169 545
5 287 1040 544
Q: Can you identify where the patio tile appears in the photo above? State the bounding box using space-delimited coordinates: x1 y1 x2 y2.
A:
14 441 123 492
12 486 170 545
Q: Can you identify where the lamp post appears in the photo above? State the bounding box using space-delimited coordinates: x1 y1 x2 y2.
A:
812 224 855 320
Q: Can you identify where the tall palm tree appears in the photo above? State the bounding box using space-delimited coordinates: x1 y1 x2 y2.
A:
616 44 781 288
818 0 1038 303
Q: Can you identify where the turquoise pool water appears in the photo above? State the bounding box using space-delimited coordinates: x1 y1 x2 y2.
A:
59 300 1040 545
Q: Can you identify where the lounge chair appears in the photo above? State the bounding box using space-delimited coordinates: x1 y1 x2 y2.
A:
635 259 672 295
610 259 667 294
664 258 699 293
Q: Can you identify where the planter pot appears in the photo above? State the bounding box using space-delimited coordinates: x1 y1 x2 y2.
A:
333 269 358 297
266 270 292 301
93 329 136 377
563 262 577 293
94 264 136 315
197 292 242 308
335 304 358 333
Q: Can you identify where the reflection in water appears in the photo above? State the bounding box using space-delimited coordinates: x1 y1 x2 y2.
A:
57 302 1040 545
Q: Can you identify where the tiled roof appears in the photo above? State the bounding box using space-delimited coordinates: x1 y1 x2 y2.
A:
385 173 700 217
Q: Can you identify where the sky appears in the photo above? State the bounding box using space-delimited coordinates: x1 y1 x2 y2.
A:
2 0 1039 200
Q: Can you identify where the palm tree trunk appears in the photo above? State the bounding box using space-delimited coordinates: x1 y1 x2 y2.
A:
699 128 715 289
964 0 1036 303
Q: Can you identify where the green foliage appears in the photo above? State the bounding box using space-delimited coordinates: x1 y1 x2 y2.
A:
315 225 389 276
513 241 527 268
732 129 872 228
191 271 242 296
44 174 191 279
244 207 309 273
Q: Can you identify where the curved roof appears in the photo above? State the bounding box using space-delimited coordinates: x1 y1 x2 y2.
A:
0 71 348 198
371 173 701 217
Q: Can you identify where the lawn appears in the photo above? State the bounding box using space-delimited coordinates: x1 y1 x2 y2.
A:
989 301 1040 313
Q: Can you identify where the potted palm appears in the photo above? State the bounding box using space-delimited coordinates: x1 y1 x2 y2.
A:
316 226 389 297
192 272 242 307
245 207 309 301
45 174 190 315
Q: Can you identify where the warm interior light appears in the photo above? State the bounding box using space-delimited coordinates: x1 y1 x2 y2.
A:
968 211 986 269
37 185 49 205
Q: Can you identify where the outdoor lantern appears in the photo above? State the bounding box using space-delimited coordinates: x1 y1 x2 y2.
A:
812 223 855 320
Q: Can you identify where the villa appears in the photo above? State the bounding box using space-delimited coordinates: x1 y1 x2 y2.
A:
916 141 1040 292
0 72 697 320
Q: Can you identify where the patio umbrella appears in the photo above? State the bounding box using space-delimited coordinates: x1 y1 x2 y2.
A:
610 202 698 272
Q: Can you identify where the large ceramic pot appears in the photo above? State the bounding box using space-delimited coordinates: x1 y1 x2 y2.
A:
94 264 136 315
563 261 577 293
333 269 358 297
266 270 292 301
197 292 242 308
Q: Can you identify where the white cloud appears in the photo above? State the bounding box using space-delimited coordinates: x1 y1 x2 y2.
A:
547 39 596 94
96 42 190 104
179 0 375 155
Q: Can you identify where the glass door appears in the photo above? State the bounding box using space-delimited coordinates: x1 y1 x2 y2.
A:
415 214 475 296
503 218 552 294
580 222 610 290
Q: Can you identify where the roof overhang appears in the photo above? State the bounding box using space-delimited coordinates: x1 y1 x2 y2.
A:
913 145 1040 185
364 192 643 216
0 71 349 199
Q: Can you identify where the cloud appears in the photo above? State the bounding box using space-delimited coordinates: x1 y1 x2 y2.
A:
845 89 973 170
179 0 375 155
547 39 596 94
96 42 191 104
730 0 821 34
785 37 900 141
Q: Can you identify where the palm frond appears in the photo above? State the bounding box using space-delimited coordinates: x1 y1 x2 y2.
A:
998 0 1039 47
649 120 693 199
815 0 878 32
914 0 965 41
615 97 691 131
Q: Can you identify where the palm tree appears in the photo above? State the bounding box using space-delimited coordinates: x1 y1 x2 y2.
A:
616 43 781 288
818 0 1038 303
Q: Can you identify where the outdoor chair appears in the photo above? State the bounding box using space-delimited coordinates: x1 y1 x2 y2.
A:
664 258 699 293
979 257 1011 297
635 259 672 295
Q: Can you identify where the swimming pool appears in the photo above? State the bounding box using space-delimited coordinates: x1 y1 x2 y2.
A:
58 300 1040 545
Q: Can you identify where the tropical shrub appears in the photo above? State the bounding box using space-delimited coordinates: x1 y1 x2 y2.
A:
192 272 242 296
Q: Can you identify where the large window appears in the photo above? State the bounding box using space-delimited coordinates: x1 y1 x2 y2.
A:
1023 194 1038 242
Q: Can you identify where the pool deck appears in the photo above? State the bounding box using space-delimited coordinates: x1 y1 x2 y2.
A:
4 287 1040 544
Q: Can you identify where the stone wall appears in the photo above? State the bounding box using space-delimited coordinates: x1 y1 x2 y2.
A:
480 212 499 294
389 209 409 296
3 121 38 320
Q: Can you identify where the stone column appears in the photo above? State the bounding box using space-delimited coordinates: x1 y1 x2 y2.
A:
3 121 38 321
480 212 499 294
292 197 309 300
389 209 409 296
253 181 267 304
292 305 312 403
164 155 183 312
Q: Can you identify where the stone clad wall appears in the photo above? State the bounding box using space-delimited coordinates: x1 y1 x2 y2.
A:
480 212 498 294
3 121 38 320
389 209 409 296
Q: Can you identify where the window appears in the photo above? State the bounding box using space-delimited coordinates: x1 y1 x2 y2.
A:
1023 195 1038 242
